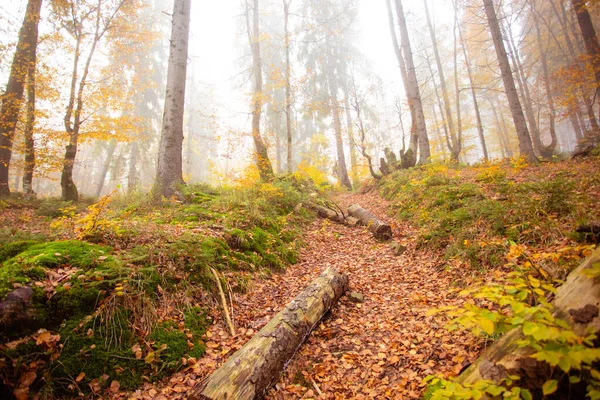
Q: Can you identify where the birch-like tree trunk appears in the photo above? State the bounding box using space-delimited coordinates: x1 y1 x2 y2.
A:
423 0 460 161
153 0 191 198
385 0 417 167
482 0 536 163
0 0 43 196
395 0 430 164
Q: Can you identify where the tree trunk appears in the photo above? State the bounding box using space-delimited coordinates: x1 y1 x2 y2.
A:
385 0 418 165
246 0 274 182
571 0 600 91
153 0 191 198
348 204 393 240
128 141 139 193
326 39 352 190
457 248 600 392
190 268 349 400
22 63 37 197
456 3 488 161
532 4 558 158
283 0 294 174
395 0 430 164
423 0 459 161
0 0 43 196
344 95 359 186
95 140 117 197
482 0 536 163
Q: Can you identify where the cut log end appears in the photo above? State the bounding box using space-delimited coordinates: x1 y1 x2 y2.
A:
348 204 393 240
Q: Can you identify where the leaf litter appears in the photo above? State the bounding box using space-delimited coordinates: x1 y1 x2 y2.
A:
115 191 482 399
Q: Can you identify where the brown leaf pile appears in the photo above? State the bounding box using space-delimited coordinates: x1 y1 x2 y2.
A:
115 191 481 399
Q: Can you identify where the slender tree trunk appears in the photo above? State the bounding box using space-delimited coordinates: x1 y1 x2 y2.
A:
23 64 37 196
483 0 536 162
154 0 190 198
95 141 117 197
344 95 358 186
395 0 430 164
425 50 452 157
326 48 351 190
128 141 139 193
453 6 463 162
385 0 417 166
424 0 459 160
532 3 558 157
283 0 294 173
456 3 488 161
62 0 125 201
0 0 43 196
245 0 274 181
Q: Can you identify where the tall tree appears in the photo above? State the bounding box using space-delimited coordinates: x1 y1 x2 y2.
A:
455 2 488 161
423 0 460 161
22 62 37 196
283 0 294 173
154 0 191 198
58 0 128 201
246 0 274 181
482 0 536 162
394 0 430 164
0 0 43 196
571 0 600 91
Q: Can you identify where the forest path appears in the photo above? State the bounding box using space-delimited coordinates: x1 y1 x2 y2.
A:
262 191 480 399
126 191 480 400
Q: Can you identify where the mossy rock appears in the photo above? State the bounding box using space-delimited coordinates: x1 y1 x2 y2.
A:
0 240 39 264
3 240 114 270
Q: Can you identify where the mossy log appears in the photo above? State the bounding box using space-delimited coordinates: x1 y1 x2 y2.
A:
189 267 349 400
347 204 393 240
457 248 600 389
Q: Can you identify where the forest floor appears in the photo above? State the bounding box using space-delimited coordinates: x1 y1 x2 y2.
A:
122 191 482 400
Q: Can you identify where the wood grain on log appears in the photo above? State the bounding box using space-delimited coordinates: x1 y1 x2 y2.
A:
348 204 393 240
189 267 349 400
457 248 600 390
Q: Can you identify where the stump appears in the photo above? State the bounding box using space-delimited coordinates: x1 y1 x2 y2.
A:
347 204 393 240
456 248 600 390
189 267 349 400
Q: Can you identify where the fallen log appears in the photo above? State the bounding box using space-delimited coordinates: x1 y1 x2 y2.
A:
347 204 393 240
456 247 600 392
189 267 349 400
309 203 346 224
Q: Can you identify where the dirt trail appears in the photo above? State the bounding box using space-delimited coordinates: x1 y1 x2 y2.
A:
125 191 481 399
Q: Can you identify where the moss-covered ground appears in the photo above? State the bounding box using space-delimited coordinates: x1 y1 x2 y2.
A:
0 177 316 398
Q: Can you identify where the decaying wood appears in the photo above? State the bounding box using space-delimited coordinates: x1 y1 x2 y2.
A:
190 267 349 400
211 268 235 337
457 248 600 390
348 204 393 240
309 203 346 224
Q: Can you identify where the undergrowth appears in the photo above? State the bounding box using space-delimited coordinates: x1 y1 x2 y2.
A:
0 176 317 398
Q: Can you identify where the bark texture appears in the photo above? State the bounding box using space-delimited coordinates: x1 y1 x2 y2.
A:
246 0 274 181
190 267 349 400
457 248 600 389
154 0 191 198
348 204 393 240
482 0 536 163
395 0 430 165
0 0 43 196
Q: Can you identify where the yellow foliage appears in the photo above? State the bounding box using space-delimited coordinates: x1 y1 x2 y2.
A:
294 161 329 188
